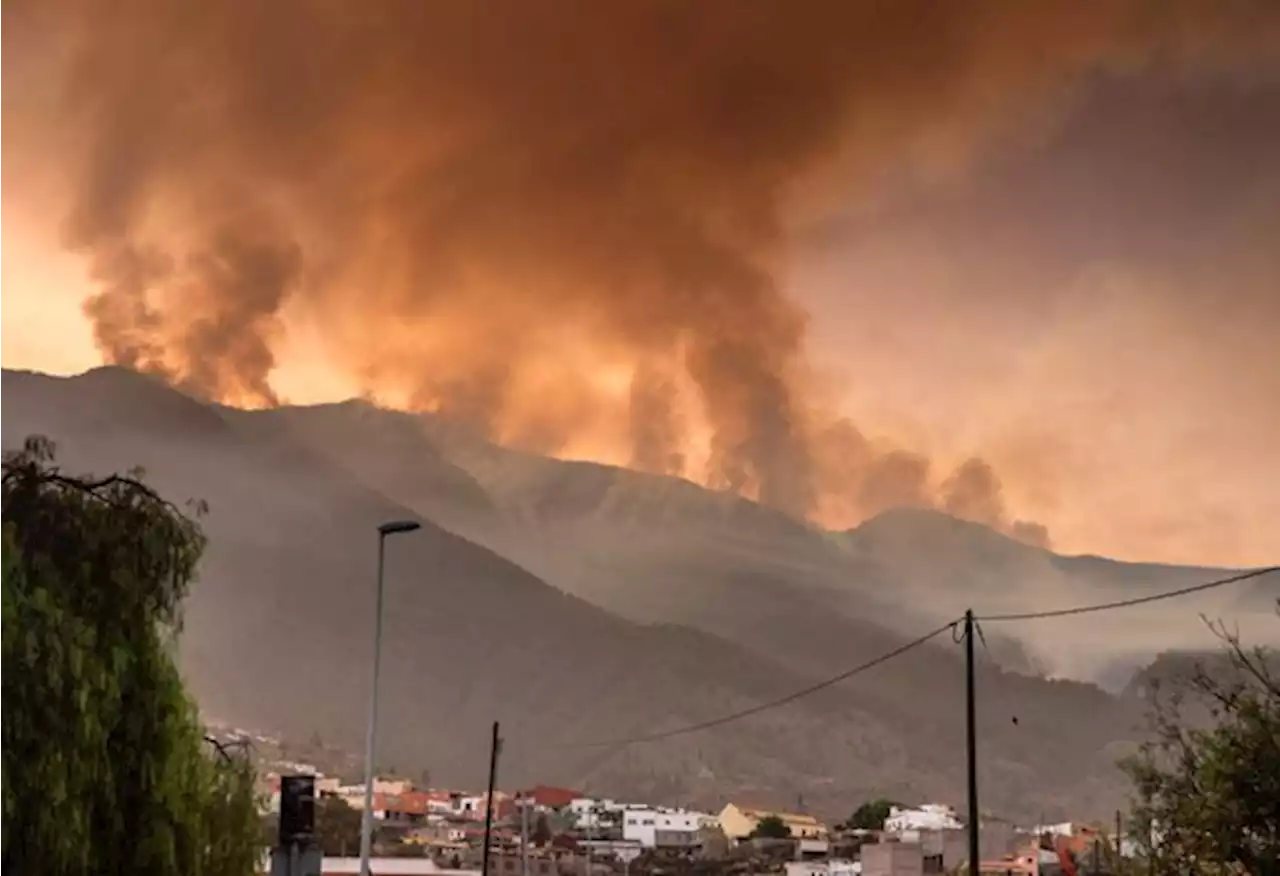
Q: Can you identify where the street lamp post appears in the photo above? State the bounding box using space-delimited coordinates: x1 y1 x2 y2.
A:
358 520 422 876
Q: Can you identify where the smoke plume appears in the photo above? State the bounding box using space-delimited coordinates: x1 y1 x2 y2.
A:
7 0 1278 533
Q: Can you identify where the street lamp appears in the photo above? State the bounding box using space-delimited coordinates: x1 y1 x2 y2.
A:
358 519 422 876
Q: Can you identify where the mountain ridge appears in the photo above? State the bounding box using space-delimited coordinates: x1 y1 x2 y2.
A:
6 365 1273 820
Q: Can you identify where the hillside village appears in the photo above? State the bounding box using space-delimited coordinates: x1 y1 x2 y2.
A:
250 732 1127 876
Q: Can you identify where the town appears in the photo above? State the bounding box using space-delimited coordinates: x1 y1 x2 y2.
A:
258 760 1129 876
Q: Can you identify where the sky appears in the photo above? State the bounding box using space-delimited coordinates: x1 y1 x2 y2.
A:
3 1 1279 567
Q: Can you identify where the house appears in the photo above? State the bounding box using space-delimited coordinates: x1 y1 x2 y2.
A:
372 791 433 824
578 839 645 862
456 792 513 821
787 860 861 876
862 841 925 876
411 790 456 815
621 807 714 849
884 805 963 834
318 857 478 875
863 828 1023 876
341 778 414 809
718 803 829 842
567 798 619 830
518 786 582 810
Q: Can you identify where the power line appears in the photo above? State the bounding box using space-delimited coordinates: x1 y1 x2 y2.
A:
558 619 959 748
976 565 1279 622
547 566 1276 750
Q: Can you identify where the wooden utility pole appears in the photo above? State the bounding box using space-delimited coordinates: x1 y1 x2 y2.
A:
481 722 502 876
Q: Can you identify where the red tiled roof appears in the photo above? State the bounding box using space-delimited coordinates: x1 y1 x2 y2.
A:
374 791 432 815
521 785 582 809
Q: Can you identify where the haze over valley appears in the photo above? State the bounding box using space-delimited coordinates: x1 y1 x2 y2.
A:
4 366 1275 819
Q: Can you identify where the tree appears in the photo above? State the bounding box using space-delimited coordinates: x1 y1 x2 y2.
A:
1121 616 1280 876
1 437 261 875
751 815 792 840
532 812 554 847
315 795 365 857
845 798 899 831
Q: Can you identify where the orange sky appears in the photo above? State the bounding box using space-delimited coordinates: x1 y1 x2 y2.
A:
3 2 1279 568
5 200 1277 570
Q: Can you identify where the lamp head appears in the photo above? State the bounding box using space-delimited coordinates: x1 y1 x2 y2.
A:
378 520 422 536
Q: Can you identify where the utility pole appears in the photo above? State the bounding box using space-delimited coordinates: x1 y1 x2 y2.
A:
481 721 503 876
521 792 530 876
965 609 980 876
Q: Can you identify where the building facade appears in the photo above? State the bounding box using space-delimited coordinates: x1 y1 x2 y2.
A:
718 803 829 842
621 808 711 848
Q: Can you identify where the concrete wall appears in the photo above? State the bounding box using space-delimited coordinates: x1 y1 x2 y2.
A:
862 843 925 876
938 826 1018 870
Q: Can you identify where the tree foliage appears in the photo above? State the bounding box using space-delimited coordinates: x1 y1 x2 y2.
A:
1 437 261 875
845 798 899 831
315 795 364 857
751 815 792 840
1122 615 1280 876
532 812 554 847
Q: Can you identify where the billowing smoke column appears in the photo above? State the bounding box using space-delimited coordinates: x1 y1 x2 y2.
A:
7 0 1277 533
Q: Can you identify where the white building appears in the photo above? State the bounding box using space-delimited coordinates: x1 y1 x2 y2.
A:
1029 821 1078 837
568 797 619 829
884 804 962 834
787 861 861 876
621 808 711 848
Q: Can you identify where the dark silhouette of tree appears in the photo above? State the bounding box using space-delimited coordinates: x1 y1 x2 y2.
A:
533 812 554 847
1 437 260 875
845 798 899 831
751 815 792 840
316 795 365 857
1122 614 1279 876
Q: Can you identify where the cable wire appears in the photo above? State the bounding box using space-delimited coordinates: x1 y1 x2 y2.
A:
558 618 960 748
545 567 1276 750
976 565 1279 622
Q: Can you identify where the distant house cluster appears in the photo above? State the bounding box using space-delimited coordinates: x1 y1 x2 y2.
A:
251 745 1124 876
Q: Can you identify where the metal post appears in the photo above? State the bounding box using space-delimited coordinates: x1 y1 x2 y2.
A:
521 793 531 876
358 533 389 876
482 721 502 876
357 520 421 876
965 609 980 876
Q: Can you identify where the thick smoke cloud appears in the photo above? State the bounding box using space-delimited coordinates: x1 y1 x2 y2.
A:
8 0 1278 533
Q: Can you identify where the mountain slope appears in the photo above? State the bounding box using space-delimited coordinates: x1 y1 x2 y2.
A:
253 400 1277 688
839 508 1277 682
8 366 1241 819
3 368 884 800
236 401 936 678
